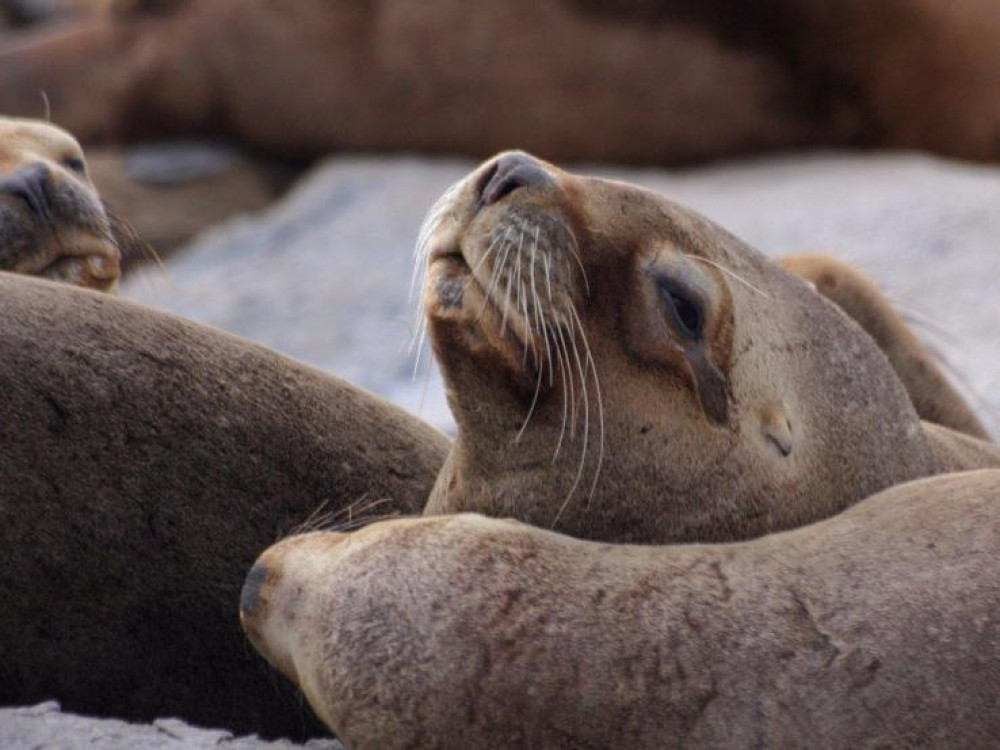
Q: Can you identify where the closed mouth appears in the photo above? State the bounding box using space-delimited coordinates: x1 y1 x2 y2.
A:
18 231 121 289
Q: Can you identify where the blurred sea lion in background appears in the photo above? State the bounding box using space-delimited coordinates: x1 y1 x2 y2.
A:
418 152 1000 544
0 116 148 290
0 272 449 738
242 469 1000 749
1 0 999 164
781 252 992 441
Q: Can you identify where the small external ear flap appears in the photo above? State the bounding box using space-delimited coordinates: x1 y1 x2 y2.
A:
760 401 794 457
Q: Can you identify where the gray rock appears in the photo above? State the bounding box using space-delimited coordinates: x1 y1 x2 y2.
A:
0 703 344 750
124 141 247 185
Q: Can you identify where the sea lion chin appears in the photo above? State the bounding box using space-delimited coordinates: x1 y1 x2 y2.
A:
419 151 1000 544
0 116 148 291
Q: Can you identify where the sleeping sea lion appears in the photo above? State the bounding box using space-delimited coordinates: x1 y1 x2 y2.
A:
241 469 1000 749
419 152 1000 543
0 272 448 738
0 116 146 290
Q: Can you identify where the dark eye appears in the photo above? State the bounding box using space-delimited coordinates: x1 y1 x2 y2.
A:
63 156 87 175
657 277 704 340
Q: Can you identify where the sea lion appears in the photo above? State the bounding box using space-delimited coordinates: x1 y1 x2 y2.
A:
0 116 146 290
780 251 992 440
0 272 449 738
241 469 1000 749
2 0 1000 164
0 0 99 27
419 152 1000 543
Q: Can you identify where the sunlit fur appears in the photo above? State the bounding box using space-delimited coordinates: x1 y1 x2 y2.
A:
416 152 1000 544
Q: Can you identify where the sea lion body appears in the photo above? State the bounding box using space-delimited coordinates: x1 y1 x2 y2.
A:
2 0 1000 163
419 153 1000 543
242 469 1000 749
0 273 448 737
0 116 145 289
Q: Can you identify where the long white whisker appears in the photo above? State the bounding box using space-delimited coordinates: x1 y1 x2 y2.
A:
516 347 545 443
543 252 554 301
685 254 772 300
566 234 590 297
520 282 537 366
501 229 525 336
565 309 591 501
552 321 570 462
410 315 428 379
471 230 503 276
483 227 514 319
512 229 535 364
569 304 605 502
529 236 555 388
554 321 578 437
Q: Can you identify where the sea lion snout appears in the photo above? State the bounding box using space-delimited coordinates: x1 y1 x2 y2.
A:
0 117 152 291
478 151 558 208
240 531 349 685
239 561 269 617
0 162 55 223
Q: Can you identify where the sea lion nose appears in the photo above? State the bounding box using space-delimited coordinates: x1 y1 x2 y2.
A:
480 151 557 206
0 162 55 224
240 561 269 617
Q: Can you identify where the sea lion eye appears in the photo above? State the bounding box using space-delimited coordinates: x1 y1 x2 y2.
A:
657 276 704 340
62 156 86 175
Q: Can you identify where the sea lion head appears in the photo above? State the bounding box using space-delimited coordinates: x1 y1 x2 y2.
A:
238 523 413 734
0 116 146 291
418 151 938 543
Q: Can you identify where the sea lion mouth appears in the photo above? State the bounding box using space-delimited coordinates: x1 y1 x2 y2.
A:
18 231 122 292
421 197 587 378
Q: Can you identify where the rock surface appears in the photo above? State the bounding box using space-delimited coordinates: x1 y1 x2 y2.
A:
0 703 343 750
86 141 290 260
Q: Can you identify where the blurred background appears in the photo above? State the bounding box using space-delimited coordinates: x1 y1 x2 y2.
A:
2 0 998 433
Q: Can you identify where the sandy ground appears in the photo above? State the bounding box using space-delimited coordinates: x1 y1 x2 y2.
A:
6 151 998 748
122 151 1000 437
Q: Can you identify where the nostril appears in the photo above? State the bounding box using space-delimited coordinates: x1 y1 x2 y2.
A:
0 163 54 224
480 152 556 207
240 562 269 616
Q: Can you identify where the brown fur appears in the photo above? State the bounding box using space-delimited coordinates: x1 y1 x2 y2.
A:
780 252 992 440
420 153 1000 543
2 0 1000 163
242 469 1000 749
0 116 147 289
0 272 449 738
